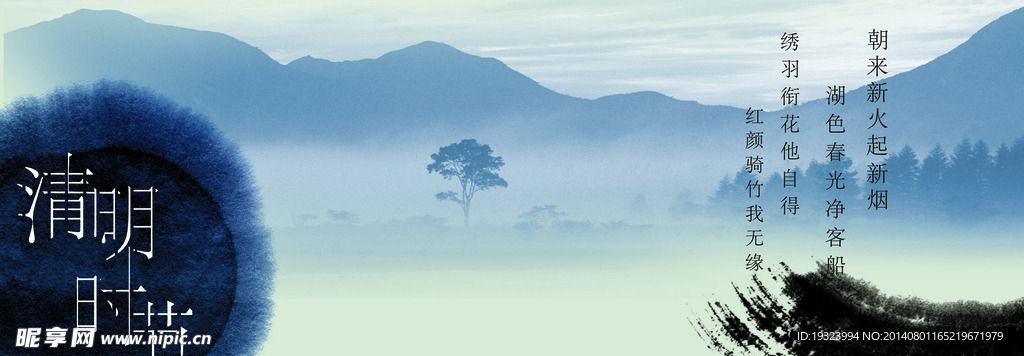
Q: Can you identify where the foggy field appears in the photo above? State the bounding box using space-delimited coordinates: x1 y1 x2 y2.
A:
266 224 731 356
270 221 1024 300
264 221 1024 355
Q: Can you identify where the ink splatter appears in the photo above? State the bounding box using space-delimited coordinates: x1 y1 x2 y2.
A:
692 262 1024 355
0 81 273 355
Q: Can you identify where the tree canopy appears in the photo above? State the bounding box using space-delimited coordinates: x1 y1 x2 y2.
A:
427 139 507 226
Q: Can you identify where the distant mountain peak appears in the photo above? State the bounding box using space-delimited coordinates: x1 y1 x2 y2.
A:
598 91 692 103
606 91 672 99
288 55 328 65
53 9 145 25
410 40 459 51
378 41 474 62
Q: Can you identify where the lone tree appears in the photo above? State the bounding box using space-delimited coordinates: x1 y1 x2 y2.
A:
427 139 508 227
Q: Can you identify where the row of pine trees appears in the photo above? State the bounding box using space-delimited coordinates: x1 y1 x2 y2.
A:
710 137 1024 221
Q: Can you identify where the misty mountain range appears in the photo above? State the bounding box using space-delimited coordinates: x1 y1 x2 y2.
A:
4 9 738 144
5 7 1024 152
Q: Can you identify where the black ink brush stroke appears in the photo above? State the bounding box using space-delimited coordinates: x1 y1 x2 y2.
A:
692 263 1024 355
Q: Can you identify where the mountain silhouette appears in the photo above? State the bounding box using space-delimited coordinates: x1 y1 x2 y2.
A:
888 5 1024 145
770 6 1024 163
5 9 333 140
5 9 739 143
6 7 1024 150
286 40 561 103
285 41 578 122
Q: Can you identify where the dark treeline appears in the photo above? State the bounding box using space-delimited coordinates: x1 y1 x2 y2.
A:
710 137 1024 222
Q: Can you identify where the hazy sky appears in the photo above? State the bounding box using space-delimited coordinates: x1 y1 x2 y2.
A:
4 1 1023 109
